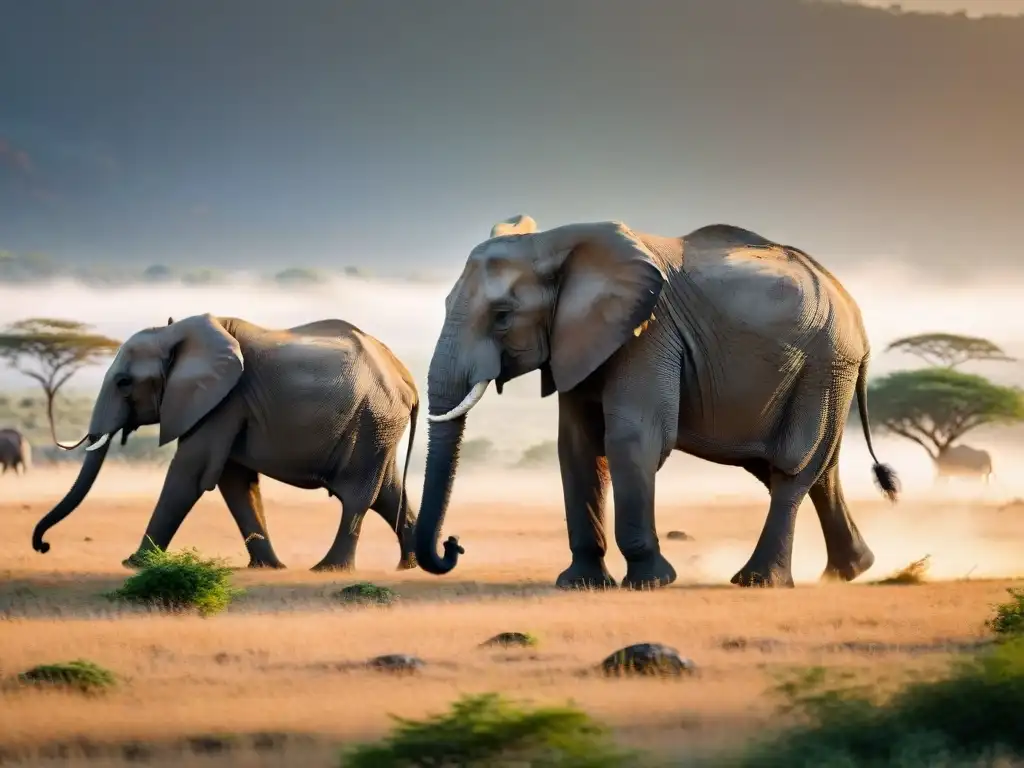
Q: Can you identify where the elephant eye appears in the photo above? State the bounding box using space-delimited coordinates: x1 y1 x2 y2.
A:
113 373 133 394
492 307 514 332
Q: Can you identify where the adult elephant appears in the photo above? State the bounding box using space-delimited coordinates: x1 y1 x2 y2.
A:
32 314 420 572
415 215 899 589
934 444 993 484
0 428 31 475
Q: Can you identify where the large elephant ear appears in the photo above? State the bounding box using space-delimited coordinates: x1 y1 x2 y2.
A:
490 214 538 238
159 314 243 446
537 222 666 393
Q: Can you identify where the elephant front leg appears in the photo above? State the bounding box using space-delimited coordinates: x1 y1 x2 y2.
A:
124 454 208 569
555 395 616 590
218 461 285 569
605 415 676 591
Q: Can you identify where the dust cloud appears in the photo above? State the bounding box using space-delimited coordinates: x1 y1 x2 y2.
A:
2 265 1023 582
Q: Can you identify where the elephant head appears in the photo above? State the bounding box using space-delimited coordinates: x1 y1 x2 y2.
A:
33 314 243 553
415 215 666 574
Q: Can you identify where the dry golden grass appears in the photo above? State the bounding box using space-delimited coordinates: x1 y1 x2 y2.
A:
1 465 1022 766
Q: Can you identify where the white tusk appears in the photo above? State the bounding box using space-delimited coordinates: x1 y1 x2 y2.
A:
86 433 111 452
426 381 490 422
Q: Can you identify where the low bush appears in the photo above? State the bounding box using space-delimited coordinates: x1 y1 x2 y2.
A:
734 640 1024 767
106 546 241 616
988 588 1024 640
16 659 116 694
342 692 639 767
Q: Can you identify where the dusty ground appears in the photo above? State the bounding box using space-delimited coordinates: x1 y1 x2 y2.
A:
1 465 1022 766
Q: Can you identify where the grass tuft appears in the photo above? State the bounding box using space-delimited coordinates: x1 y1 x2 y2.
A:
106 545 241 616
480 631 539 649
15 659 116 694
333 582 399 606
987 588 1024 640
874 555 932 585
341 692 640 767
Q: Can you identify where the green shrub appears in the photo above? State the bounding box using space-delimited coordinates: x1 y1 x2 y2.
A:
106 546 241 616
987 588 1024 640
334 582 399 606
734 640 1024 767
342 692 639 767
16 659 116 694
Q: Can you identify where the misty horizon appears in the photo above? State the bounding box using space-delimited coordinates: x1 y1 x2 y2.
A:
3 265 1024 504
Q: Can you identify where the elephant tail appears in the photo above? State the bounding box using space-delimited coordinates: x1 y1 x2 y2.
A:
856 357 900 503
397 397 419 533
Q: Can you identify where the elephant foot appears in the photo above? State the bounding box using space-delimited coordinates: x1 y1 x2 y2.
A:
122 552 149 570
247 558 286 570
310 559 355 573
730 561 795 588
556 557 617 590
820 546 875 583
621 551 677 591
396 554 418 571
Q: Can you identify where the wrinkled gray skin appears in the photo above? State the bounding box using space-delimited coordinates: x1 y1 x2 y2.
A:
416 215 899 589
934 444 993 484
0 428 31 475
32 314 420 572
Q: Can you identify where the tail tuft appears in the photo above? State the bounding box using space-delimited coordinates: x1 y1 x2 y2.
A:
872 463 900 503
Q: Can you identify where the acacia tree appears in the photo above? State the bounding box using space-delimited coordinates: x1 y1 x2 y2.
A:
0 318 121 446
865 368 1024 461
885 332 1015 369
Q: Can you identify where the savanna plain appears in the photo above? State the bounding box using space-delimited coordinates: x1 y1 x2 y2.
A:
2 461 1023 767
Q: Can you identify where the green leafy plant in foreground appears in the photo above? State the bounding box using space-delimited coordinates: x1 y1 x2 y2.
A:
106 545 241 616
16 659 116 694
342 692 638 767
735 640 1024 767
987 588 1024 640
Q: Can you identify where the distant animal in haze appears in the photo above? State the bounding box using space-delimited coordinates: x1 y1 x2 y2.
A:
0 428 31 476
415 214 899 591
933 444 993 484
32 314 420 573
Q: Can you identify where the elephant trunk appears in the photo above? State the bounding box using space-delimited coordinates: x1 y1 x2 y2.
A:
414 417 467 574
34 373 129 554
415 328 478 575
32 437 112 553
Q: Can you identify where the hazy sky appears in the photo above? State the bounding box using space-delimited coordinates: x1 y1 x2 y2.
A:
1 0 1022 280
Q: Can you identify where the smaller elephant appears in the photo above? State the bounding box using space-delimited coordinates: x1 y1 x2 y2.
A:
32 314 420 572
0 428 31 476
934 444 993 484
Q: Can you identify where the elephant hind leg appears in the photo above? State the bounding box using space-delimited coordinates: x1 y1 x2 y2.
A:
313 470 387 573
731 468 810 588
369 459 417 571
810 462 874 582
218 462 285 569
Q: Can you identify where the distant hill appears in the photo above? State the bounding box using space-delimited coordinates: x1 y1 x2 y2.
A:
0 250 422 288
1 0 1021 281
